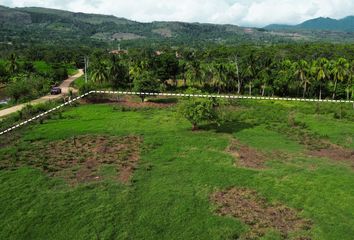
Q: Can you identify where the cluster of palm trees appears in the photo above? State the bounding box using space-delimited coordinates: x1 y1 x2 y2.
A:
182 56 354 100
89 55 130 88
88 53 353 100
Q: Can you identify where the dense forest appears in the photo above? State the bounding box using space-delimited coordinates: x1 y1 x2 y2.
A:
81 43 354 100
0 42 353 104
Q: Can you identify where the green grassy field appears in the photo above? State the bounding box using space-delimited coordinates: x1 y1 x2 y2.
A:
0 99 353 240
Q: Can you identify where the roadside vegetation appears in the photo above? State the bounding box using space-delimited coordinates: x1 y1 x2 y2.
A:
0 53 77 105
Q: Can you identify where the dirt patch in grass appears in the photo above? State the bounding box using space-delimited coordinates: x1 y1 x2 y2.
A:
308 145 354 166
226 140 267 169
0 132 21 148
0 135 142 185
83 95 176 109
116 100 175 109
211 188 312 239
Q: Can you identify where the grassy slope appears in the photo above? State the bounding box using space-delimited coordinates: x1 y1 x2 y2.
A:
0 101 354 239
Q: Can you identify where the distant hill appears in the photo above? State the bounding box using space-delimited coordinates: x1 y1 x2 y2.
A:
265 16 354 32
1 5 354 46
0 5 278 45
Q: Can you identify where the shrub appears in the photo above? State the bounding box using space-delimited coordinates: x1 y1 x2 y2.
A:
132 71 161 102
178 88 221 131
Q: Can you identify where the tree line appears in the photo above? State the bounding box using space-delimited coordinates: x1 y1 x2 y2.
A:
87 47 354 100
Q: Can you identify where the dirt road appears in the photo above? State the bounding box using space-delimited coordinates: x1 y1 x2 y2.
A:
0 69 83 118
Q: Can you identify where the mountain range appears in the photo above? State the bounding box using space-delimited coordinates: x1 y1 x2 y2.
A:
1 5 354 46
265 16 354 32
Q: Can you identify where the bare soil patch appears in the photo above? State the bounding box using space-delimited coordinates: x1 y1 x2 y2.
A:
211 188 312 239
226 140 267 169
308 145 354 166
117 100 175 109
83 95 176 109
0 132 21 148
0 135 142 185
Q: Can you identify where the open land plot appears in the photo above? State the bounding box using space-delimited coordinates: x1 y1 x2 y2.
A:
0 98 353 240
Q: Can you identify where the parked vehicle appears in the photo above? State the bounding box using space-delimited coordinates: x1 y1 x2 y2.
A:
51 87 62 95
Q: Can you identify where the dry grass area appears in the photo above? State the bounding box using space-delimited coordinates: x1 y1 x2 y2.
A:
1 135 142 185
226 140 267 169
211 188 312 240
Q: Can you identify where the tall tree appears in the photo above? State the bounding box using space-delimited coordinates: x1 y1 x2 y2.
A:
108 55 129 89
293 60 310 98
91 62 108 84
210 63 227 93
259 57 273 96
186 60 203 87
132 71 160 102
243 53 258 96
331 58 349 100
347 60 354 100
311 58 329 99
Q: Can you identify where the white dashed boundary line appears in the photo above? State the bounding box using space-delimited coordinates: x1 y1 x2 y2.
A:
0 90 353 136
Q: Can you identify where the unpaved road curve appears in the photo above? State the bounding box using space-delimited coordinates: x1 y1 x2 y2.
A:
0 69 83 118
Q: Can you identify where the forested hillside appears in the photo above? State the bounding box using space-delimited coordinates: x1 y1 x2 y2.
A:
2 5 354 47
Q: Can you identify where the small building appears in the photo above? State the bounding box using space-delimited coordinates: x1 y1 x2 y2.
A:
110 49 128 55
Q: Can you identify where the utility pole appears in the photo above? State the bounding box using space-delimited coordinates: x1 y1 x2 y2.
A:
84 56 89 84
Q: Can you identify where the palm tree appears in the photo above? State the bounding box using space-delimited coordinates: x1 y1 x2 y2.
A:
312 58 329 100
244 65 255 96
186 60 203 87
109 55 129 89
274 60 292 97
293 60 310 98
331 58 349 100
225 62 238 93
243 54 257 96
7 53 19 74
91 62 108 84
346 60 354 100
210 63 227 93
259 57 273 96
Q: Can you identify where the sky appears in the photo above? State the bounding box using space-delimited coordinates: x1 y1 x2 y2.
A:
1 0 354 27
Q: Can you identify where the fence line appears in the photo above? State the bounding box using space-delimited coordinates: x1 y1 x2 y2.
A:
1 90 353 136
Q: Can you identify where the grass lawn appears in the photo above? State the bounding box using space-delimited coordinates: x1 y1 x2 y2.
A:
0 99 353 240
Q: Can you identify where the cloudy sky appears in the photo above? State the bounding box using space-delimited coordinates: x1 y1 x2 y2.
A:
1 0 354 27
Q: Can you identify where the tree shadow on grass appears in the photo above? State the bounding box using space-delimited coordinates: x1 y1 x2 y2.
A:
200 120 256 134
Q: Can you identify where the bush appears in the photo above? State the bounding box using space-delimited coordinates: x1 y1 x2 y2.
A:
6 74 51 103
132 71 161 102
178 88 221 130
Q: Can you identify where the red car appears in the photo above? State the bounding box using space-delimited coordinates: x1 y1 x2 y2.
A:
51 87 62 95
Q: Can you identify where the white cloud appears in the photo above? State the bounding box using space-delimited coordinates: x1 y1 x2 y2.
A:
1 0 354 27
